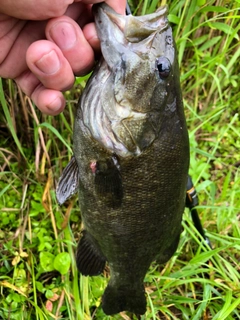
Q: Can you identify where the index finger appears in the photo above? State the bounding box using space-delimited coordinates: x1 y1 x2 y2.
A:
0 0 79 20
81 0 126 14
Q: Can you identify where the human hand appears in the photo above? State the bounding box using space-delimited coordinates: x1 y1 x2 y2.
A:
0 0 126 115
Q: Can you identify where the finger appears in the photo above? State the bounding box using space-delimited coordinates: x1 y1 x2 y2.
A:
82 0 126 51
0 0 76 20
83 22 100 53
26 40 75 91
81 0 126 14
46 16 95 76
31 86 66 115
105 0 126 14
15 70 66 115
0 20 47 79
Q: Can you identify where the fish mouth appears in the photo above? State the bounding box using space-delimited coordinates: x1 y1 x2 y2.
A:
93 3 168 48
92 3 126 33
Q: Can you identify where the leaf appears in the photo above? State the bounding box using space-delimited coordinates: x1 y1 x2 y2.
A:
39 252 55 272
191 147 216 159
30 200 45 216
189 247 228 265
212 295 240 320
0 79 26 159
38 122 72 153
45 300 53 312
168 14 180 25
53 252 71 275
45 289 54 299
0 280 27 297
197 0 206 6
20 252 28 258
12 255 20 266
166 295 198 303
199 6 228 13
192 34 209 46
196 179 214 192
0 179 15 198
209 22 237 39
35 281 45 293
199 36 222 51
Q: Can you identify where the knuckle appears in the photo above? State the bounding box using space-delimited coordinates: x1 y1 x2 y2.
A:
46 1 71 18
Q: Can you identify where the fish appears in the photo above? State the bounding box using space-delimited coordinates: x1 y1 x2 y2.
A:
56 3 189 315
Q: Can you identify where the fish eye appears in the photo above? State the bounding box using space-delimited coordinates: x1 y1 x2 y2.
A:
156 57 171 79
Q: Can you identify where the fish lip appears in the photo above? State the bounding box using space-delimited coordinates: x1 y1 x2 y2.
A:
93 3 169 41
92 3 126 32
93 2 169 46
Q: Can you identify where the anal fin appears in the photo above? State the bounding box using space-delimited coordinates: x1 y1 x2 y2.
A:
76 230 106 276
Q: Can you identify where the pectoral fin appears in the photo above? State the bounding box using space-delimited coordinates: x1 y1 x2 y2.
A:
76 230 106 276
56 156 79 205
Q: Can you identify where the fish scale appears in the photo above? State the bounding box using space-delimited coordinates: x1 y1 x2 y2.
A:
56 3 189 315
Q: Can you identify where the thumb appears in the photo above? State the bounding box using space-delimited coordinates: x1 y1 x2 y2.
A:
0 0 76 20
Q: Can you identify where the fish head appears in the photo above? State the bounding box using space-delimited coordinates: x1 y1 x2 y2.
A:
80 4 181 157
93 4 173 112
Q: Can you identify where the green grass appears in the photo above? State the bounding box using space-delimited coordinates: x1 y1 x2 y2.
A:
0 0 240 319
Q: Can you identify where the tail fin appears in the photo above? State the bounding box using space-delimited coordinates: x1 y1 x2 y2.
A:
102 282 146 315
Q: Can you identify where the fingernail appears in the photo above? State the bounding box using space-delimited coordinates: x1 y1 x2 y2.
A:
49 21 77 50
47 97 64 114
35 50 60 74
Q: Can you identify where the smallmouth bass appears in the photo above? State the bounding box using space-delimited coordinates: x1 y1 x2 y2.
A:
57 3 189 315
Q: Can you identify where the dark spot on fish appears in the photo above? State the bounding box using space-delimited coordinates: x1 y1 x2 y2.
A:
156 56 171 79
165 35 173 45
94 155 123 208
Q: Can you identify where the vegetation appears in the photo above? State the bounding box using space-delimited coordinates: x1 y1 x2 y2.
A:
0 0 239 319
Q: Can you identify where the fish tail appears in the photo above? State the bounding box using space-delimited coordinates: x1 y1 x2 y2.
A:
102 282 146 315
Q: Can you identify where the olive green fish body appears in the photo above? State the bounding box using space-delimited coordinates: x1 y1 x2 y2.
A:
57 3 189 315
